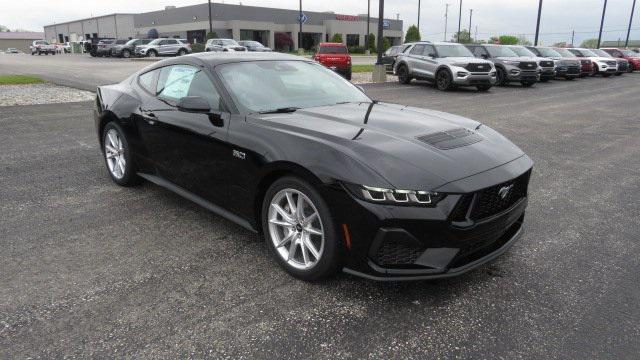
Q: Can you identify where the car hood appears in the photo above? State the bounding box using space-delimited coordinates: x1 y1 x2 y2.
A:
588 56 615 62
444 57 493 65
250 102 525 190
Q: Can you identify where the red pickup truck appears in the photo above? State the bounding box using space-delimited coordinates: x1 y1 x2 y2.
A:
313 42 352 80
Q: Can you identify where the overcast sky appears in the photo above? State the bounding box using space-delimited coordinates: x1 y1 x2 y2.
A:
1 0 638 45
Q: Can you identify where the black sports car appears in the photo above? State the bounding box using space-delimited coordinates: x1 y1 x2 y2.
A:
95 52 533 282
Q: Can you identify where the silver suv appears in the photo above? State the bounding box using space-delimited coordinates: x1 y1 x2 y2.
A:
465 44 538 87
394 41 496 91
205 39 247 52
135 38 192 58
506 45 556 82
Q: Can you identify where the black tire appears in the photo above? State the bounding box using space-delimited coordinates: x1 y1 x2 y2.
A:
147 50 157 58
540 78 549 82
51 51 56 55
565 76 576 81
615 72 623 76
178 49 186 56
521 81 535 87
602 73 612 78
122 49 131 58
397 65 412 84
435 69 455 91
496 67 507 86
591 65 599 77
476 85 492 91
102 122 140 187
261 176 341 282
345 69 352 81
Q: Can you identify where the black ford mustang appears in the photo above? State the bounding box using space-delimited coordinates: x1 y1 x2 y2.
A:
95 52 533 282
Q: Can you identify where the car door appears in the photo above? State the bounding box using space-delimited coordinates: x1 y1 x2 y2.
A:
407 44 426 76
137 64 232 205
421 44 438 79
163 39 178 55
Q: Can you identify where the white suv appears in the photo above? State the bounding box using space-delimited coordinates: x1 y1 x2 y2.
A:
394 41 496 91
205 39 247 52
567 48 618 77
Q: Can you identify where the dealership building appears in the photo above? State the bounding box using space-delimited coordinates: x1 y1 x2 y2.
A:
44 3 403 51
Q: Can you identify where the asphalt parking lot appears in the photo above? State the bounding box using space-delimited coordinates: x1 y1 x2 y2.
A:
1 60 640 357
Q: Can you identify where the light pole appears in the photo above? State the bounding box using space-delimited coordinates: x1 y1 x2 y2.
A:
597 0 608 48
373 0 387 82
208 0 213 34
626 0 637 47
468 9 473 42
299 0 303 51
534 0 543 45
444 4 450 41
457 0 463 43
418 0 421 33
366 0 370 52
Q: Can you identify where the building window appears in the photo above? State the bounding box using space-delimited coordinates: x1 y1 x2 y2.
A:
58 34 64 43
346 34 360 47
92 33 97 39
85 34 90 40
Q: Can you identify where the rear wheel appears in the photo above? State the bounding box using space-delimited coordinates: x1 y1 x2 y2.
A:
397 65 412 84
178 49 186 56
436 69 455 91
102 122 140 187
147 50 157 58
262 177 340 282
122 49 131 58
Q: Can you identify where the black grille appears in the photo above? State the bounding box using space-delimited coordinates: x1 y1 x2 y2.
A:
374 241 425 266
518 61 537 70
416 128 483 150
607 60 617 66
465 63 491 72
581 59 591 65
539 60 554 68
451 171 530 221
617 61 629 71
567 66 580 75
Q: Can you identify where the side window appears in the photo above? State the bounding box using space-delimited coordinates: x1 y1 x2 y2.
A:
167 39 178 45
410 44 425 55
472 46 487 58
138 69 157 93
156 65 199 101
423 45 436 57
188 72 222 111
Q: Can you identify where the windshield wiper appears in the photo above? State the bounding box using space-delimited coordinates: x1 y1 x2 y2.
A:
259 107 300 114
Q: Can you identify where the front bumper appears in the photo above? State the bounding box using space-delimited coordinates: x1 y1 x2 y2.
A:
556 66 581 77
330 155 533 281
452 72 496 86
539 68 556 80
506 68 538 82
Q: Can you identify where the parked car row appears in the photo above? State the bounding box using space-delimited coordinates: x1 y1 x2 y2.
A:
386 41 638 92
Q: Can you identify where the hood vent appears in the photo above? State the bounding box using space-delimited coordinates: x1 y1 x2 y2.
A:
416 128 483 150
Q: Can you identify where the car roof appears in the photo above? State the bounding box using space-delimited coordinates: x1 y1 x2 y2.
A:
144 52 307 70
319 42 346 47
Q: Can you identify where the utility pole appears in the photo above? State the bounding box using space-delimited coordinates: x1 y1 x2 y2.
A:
534 0 543 45
298 0 303 50
444 4 450 41
597 0 608 48
468 9 473 42
366 0 370 51
571 30 575 46
377 0 385 64
208 0 213 34
457 0 462 43
626 0 637 47
418 0 421 33
475 25 478 42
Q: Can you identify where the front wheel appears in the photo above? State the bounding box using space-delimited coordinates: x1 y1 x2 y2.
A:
177 49 186 56
397 65 412 84
102 122 140 187
436 69 455 91
602 73 612 78
147 50 157 58
476 85 492 91
615 72 623 76
496 67 507 86
262 177 340 282
521 81 535 87
565 76 576 81
122 49 131 58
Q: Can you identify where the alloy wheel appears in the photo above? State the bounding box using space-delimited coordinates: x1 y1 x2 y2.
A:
437 71 450 90
267 188 324 270
104 129 126 179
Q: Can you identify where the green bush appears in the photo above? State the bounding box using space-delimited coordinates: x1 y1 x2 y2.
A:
191 43 205 53
206 31 218 40
348 46 366 54
383 37 391 52
367 33 376 53
331 33 343 43
405 25 421 43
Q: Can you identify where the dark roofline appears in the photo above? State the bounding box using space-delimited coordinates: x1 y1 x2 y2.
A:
44 13 137 28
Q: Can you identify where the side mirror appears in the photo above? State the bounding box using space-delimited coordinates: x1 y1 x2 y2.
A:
428 53 436 58
177 96 210 113
481 54 489 59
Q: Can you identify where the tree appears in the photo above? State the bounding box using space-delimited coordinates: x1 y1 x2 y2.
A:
0 25 9 32
552 41 568 48
206 31 218 40
451 29 474 44
367 33 376 53
517 35 532 45
498 35 519 45
489 36 500 44
382 37 391 52
147 29 159 39
331 33 343 43
404 25 421 43
580 38 598 48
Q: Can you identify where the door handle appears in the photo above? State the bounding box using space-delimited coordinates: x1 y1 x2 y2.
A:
141 110 157 125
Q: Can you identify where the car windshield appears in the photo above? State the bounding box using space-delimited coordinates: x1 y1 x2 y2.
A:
434 44 474 57
510 46 537 57
217 60 370 114
243 41 263 47
555 48 575 57
536 48 562 57
621 50 638 56
318 46 347 54
125 39 138 45
591 49 612 57
578 49 598 57
485 46 518 57
222 39 238 46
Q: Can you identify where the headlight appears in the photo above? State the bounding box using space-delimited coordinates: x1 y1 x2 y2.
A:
343 183 446 207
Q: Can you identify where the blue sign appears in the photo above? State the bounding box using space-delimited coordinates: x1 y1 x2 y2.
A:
382 20 391 29
298 12 309 25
